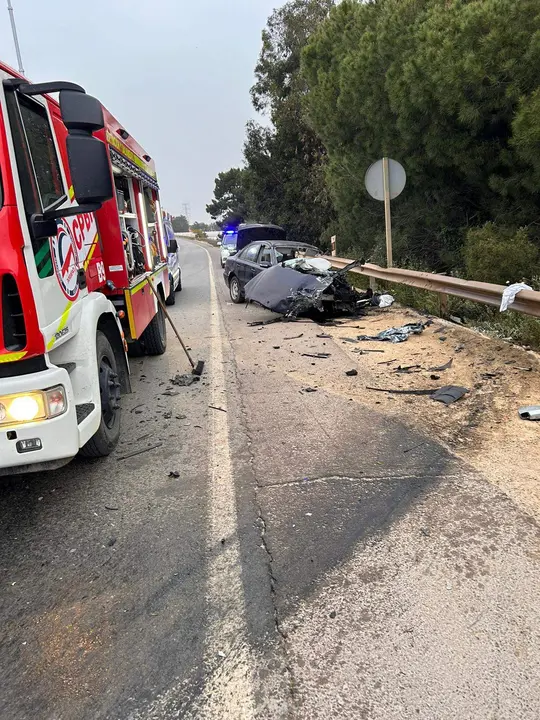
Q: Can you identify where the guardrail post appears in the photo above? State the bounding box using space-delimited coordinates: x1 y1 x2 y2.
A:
369 276 378 292
439 292 449 318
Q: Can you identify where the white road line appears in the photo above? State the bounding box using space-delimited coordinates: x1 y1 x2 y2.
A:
187 249 256 719
128 248 255 720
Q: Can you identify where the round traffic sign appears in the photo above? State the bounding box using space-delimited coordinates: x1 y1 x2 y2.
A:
365 158 406 201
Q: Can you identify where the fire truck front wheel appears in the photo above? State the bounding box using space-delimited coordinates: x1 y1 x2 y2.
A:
141 303 167 355
80 331 121 458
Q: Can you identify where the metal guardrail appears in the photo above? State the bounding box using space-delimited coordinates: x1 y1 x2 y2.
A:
323 256 540 319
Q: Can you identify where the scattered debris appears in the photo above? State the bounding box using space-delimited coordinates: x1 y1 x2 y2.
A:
439 336 447 342
209 405 227 413
168 471 180 478
429 358 453 372
107 537 117 547
248 317 285 327
342 337 359 344
367 384 468 404
455 344 465 352
430 386 468 405
130 404 145 414
301 352 331 359
430 374 441 380
170 373 199 387
367 386 435 396
403 441 427 454
358 322 425 344
105 505 119 511
163 412 172 419
273 346 281 349
378 294 395 308
450 315 465 325
516 366 533 372
378 359 397 365
302 387 318 393
395 364 422 374
316 333 332 339
284 333 304 340
345 369 358 376
162 390 179 397
117 442 163 460
500 282 533 312
329 610 337 619
352 348 385 354
519 406 540 421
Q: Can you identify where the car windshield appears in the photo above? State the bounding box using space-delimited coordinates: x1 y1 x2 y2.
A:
275 246 318 263
223 235 237 248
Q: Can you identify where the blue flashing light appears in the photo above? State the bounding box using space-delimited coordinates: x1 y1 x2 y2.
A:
224 230 236 235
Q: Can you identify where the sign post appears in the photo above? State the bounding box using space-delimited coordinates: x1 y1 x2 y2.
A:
382 157 393 267
365 158 406 268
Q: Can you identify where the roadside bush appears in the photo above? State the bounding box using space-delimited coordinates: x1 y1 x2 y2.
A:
463 223 539 285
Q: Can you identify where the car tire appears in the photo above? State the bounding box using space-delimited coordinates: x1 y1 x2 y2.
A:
141 303 167 355
176 273 182 292
80 331 121 458
229 275 243 303
165 274 176 306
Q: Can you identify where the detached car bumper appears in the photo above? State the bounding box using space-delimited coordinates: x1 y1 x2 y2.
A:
0 365 79 475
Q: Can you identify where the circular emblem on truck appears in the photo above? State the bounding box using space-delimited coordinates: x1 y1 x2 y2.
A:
51 220 80 301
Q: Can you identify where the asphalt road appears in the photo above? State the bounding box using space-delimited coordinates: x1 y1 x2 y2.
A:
1 239 540 719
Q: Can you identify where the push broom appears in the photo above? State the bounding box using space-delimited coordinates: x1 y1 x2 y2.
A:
146 280 205 376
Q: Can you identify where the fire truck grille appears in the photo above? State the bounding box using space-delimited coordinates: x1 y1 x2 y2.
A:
2 274 27 352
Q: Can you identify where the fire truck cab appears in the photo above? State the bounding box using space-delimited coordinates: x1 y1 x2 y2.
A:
0 62 170 475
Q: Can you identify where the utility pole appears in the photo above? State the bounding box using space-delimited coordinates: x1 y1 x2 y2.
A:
182 203 191 223
7 0 25 75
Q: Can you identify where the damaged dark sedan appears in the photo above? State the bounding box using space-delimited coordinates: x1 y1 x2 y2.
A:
223 240 320 304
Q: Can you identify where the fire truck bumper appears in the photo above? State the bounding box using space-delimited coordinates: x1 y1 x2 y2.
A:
0 365 79 476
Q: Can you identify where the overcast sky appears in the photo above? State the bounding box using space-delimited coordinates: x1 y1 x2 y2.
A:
1 0 278 221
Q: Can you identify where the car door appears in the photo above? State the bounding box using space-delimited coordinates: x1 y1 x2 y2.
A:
239 243 261 287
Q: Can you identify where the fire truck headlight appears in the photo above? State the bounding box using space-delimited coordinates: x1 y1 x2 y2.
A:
8 395 45 423
45 386 67 418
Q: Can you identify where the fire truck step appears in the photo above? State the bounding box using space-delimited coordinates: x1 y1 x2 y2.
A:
57 362 76 374
76 403 95 424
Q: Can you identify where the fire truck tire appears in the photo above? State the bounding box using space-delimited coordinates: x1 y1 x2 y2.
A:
165 274 176 306
80 331 121 458
141 303 167 355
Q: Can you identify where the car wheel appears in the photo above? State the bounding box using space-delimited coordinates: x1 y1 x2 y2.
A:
176 272 182 292
79 331 121 458
229 275 243 304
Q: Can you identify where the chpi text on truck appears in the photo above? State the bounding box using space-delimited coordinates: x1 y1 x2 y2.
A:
0 61 175 475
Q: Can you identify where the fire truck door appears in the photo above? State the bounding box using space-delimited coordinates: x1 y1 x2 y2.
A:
4 87 98 351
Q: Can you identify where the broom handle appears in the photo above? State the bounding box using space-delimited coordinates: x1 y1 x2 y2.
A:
146 278 195 369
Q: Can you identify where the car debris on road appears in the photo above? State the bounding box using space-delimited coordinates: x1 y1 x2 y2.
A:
358 322 426 344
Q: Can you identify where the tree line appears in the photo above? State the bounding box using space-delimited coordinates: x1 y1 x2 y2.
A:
207 0 540 283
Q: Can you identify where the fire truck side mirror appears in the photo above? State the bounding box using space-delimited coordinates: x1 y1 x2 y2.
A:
60 91 113 206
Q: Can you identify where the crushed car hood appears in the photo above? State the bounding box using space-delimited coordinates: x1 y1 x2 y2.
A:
244 262 377 318
244 265 334 315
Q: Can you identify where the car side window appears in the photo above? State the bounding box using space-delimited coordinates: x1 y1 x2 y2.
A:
244 244 261 263
258 245 272 265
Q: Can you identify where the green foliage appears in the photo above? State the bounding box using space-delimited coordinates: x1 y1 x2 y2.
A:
206 168 251 223
302 0 540 271
464 223 539 285
171 215 189 233
208 0 336 246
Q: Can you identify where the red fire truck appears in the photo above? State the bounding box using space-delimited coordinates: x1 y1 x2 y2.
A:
0 61 172 475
